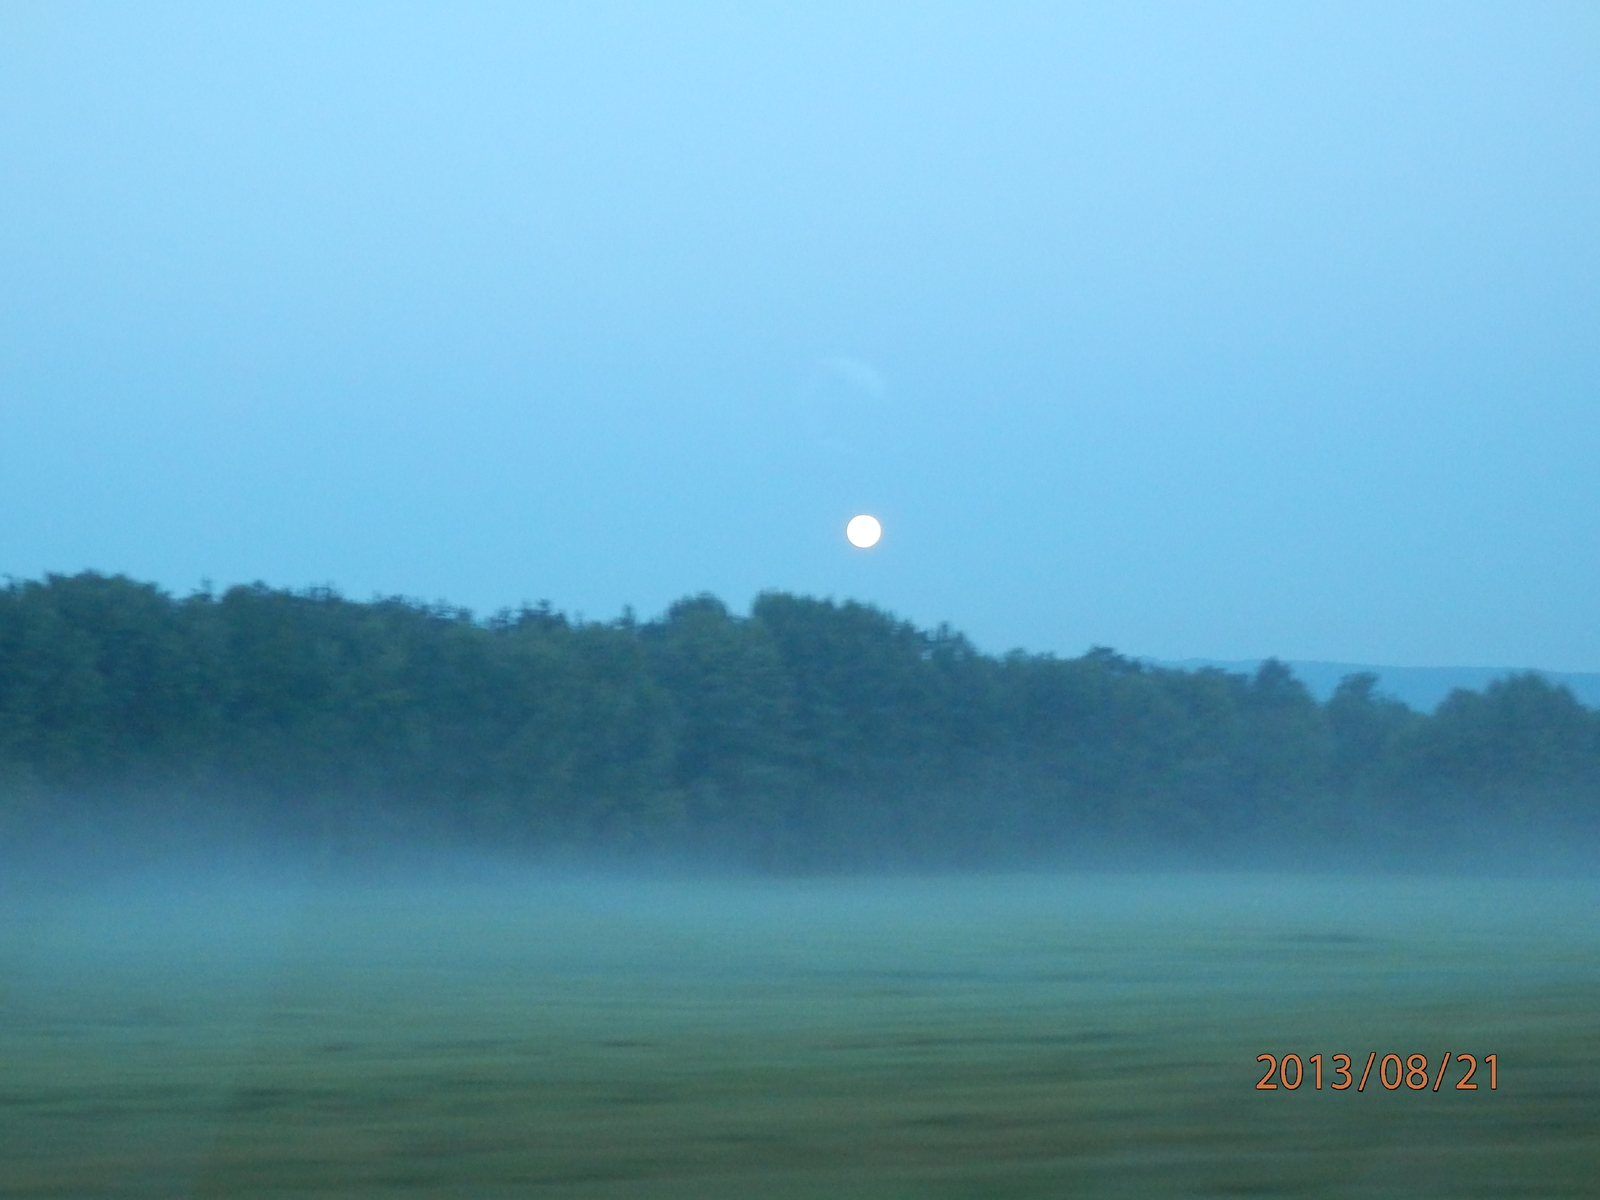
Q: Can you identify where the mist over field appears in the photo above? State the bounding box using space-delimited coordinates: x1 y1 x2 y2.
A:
4 859 1598 1197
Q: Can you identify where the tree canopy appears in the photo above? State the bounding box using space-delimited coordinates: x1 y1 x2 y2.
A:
2 572 1595 867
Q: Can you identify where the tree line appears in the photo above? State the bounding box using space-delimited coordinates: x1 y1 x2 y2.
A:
1 571 1595 867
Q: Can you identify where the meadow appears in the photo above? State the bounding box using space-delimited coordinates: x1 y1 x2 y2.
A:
2 867 1596 1198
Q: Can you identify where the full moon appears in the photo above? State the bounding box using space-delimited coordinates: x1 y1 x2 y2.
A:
846 514 882 548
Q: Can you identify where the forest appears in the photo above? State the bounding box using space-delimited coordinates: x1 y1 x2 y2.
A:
1 571 1596 869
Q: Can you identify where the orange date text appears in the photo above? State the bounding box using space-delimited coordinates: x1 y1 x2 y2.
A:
1255 1052 1496 1091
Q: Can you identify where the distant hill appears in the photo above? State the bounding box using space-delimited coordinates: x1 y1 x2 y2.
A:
1158 659 1600 713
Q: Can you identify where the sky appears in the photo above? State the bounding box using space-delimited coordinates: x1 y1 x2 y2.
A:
2 3 1596 669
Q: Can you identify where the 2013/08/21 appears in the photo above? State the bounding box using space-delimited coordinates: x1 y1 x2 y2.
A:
1256 1053 1498 1091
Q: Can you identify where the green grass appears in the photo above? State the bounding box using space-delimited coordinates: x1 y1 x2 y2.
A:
2 872 1596 1197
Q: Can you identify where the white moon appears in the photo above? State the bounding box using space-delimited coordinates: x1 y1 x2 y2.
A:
846 514 882 548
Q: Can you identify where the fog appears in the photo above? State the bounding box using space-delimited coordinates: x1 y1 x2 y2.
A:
4 833 1598 1196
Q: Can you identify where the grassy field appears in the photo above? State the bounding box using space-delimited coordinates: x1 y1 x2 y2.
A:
2 869 1597 1198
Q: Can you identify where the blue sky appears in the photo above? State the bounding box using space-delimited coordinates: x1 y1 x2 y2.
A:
2 3 1596 668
